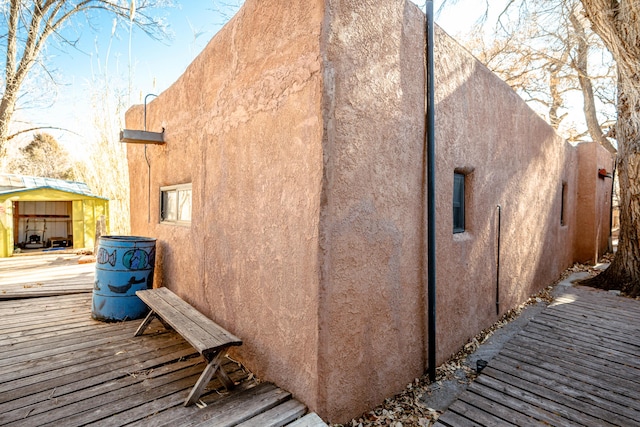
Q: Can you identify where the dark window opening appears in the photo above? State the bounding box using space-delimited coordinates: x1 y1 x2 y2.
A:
453 173 465 233
160 183 192 225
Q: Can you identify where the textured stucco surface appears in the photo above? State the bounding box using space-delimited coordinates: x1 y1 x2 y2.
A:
126 0 612 423
433 25 581 368
318 0 426 420
126 0 325 412
575 142 614 263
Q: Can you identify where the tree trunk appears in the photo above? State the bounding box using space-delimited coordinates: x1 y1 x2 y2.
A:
569 9 617 154
583 78 640 297
579 0 640 297
0 98 16 158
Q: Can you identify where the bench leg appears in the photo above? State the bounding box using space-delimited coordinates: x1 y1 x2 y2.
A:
215 364 235 391
134 310 157 337
156 316 173 331
184 351 230 407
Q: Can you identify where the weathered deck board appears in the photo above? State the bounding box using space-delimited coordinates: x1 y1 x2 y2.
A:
235 398 307 427
0 254 94 298
0 295 320 426
528 315 640 349
435 285 640 427
453 390 543 426
503 335 640 394
287 413 330 427
490 355 640 424
155 383 293 427
0 346 198 415
0 291 326 426
481 362 633 426
465 381 582 427
496 347 640 410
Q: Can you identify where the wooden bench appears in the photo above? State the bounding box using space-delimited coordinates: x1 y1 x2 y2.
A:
134 287 242 406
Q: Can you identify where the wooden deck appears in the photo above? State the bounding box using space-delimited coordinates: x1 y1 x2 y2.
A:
0 255 326 426
434 285 640 427
0 254 94 299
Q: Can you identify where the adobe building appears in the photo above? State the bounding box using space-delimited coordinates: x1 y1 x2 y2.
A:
124 0 613 422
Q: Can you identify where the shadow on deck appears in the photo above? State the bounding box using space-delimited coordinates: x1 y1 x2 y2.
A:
434 284 640 427
0 256 326 426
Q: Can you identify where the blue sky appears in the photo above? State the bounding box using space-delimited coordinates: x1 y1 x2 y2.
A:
8 0 490 157
31 1 242 153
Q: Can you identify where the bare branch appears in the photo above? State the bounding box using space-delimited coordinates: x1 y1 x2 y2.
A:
5 125 80 142
567 8 617 153
0 0 172 157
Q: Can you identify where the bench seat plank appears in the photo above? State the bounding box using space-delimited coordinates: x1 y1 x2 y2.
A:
136 288 241 359
134 287 242 406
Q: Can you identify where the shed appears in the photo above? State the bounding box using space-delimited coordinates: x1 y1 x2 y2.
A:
0 174 109 257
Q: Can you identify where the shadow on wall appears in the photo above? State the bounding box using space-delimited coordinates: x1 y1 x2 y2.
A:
152 239 167 289
433 26 579 364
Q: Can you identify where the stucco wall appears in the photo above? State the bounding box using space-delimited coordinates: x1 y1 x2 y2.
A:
126 0 325 412
318 0 426 420
126 0 612 423
575 142 614 263
433 25 580 366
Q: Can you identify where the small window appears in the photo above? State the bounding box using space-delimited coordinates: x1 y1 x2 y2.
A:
453 173 465 233
161 183 192 225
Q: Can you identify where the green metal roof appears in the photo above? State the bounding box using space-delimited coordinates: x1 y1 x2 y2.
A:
0 174 107 200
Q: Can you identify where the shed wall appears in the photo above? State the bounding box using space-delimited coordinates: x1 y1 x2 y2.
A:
0 202 12 257
0 190 108 257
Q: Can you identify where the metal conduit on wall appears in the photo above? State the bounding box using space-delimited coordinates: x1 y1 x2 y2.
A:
144 94 158 223
496 204 502 315
424 0 437 382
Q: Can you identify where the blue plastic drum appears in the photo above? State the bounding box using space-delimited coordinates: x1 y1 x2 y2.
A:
92 236 157 321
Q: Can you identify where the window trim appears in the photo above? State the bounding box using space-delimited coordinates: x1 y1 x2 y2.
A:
160 183 192 226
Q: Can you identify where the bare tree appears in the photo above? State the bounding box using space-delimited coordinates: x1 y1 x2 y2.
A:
460 0 640 295
0 0 170 158
461 0 617 153
209 0 244 25
568 8 616 153
8 131 76 179
579 0 640 296
74 66 131 234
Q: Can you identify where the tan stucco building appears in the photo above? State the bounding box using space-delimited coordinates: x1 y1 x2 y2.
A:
124 0 613 422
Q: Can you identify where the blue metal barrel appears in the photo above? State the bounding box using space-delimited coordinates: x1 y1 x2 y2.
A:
92 236 157 322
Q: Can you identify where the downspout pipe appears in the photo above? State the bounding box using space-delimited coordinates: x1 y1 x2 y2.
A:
144 94 158 224
425 0 437 383
496 205 501 315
